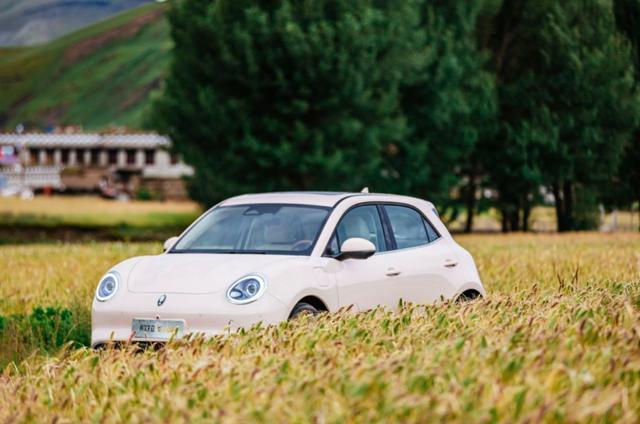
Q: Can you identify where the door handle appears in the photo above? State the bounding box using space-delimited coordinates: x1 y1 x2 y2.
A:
444 259 458 268
386 267 402 277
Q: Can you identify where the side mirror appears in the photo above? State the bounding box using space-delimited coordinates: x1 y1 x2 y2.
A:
163 236 179 252
336 238 376 260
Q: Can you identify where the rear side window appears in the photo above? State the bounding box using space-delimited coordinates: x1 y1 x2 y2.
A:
423 217 440 242
384 205 439 249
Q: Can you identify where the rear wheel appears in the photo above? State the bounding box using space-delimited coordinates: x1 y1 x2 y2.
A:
289 302 319 319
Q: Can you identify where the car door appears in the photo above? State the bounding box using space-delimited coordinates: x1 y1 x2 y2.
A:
381 204 457 304
329 204 400 311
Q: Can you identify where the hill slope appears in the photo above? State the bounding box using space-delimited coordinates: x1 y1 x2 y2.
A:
0 0 157 46
0 2 170 131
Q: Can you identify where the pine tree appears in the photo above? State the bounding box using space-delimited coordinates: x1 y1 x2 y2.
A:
151 0 420 205
613 0 640 230
484 0 638 231
387 0 496 212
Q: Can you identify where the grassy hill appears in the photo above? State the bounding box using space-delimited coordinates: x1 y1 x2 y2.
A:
0 2 170 131
0 0 156 46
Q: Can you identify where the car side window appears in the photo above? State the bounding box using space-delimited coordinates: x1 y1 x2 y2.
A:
423 217 440 243
384 205 431 249
331 205 387 254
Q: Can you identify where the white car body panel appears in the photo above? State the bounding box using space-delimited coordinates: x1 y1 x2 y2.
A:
91 192 485 347
383 239 458 304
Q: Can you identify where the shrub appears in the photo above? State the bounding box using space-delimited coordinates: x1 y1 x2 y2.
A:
0 306 90 367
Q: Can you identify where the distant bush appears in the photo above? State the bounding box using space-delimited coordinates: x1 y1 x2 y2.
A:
0 306 90 367
135 186 154 201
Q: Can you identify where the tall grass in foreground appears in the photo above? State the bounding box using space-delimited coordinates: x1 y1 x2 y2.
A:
0 234 638 422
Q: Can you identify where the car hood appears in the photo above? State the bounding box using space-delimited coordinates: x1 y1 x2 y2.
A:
126 253 291 294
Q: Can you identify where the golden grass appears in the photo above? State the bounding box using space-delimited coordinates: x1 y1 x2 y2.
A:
0 196 201 227
0 242 159 314
447 206 640 232
0 233 639 422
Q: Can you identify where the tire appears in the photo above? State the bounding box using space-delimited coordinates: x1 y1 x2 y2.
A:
289 302 319 319
456 290 481 303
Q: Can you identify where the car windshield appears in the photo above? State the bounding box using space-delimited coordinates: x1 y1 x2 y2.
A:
171 204 330 255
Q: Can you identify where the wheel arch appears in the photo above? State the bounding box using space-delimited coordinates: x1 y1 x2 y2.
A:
454 282 486 302
292 295 329 313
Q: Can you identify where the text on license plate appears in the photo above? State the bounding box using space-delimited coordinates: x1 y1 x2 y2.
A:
132 319 184 339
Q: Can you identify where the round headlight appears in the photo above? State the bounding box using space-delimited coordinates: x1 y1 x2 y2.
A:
96 271 120 302
226 275 266 304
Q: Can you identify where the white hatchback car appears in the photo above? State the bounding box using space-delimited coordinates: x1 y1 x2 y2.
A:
92 191 485 346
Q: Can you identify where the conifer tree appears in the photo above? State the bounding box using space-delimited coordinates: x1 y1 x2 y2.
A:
152 0 420 204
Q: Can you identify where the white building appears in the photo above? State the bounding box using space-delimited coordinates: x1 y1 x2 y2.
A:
0 133 193 199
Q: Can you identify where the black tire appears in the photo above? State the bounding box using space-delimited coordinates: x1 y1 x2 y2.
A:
456 290 481 303
289 302 319 319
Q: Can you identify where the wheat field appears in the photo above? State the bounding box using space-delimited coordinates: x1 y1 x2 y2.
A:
0 233 639 422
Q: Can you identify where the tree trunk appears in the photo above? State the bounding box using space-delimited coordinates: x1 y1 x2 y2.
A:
637 195 640 232
552 183 565 232
561 181 574 232
463 172 477 233
522 199 531 232
553 181 575 232
501 207 509 233
510 208 521 232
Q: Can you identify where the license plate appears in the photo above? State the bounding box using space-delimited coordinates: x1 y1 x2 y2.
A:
132 319 184 340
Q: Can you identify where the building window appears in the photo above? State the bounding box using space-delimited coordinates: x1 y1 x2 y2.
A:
29 148 39 164
144 149 155 165
91 149 100 165
126 149 136 165
60 149 70 165
76 149 86 165
170 153 179 165
45 149 54 164
108 149 118 165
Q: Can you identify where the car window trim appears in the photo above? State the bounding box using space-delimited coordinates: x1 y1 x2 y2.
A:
381 203 441 252
322 202 389 257
377 204 397 250
322 200 443 257
422 216 440 243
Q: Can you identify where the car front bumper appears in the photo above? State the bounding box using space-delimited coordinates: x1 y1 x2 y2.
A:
91 291 288 347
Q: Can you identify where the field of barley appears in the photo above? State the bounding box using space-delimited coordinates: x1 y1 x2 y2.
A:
1 233 639 422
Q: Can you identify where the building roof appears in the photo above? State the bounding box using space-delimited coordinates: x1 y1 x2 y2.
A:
0 133 170 149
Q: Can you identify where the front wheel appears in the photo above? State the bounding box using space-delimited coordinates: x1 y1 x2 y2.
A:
289 302 319 319
456 289 482 303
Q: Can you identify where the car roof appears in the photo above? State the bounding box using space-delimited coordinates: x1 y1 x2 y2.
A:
219 191 432 208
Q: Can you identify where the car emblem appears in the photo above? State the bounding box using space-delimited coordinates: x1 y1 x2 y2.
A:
157 294 167 307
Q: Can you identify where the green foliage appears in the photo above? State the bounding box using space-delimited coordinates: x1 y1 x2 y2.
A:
612 0 640 226
1 0 639 231
0 306 90 366
152 0 493 206
152 0 419 204
389 1 497 205
135 186 154 201
482 0 640 231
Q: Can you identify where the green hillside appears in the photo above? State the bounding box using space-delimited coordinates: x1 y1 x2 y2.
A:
0 2 170 131
0 1 156 46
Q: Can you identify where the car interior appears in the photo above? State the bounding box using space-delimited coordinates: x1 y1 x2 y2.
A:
183 205 327 252
335 206 387 252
